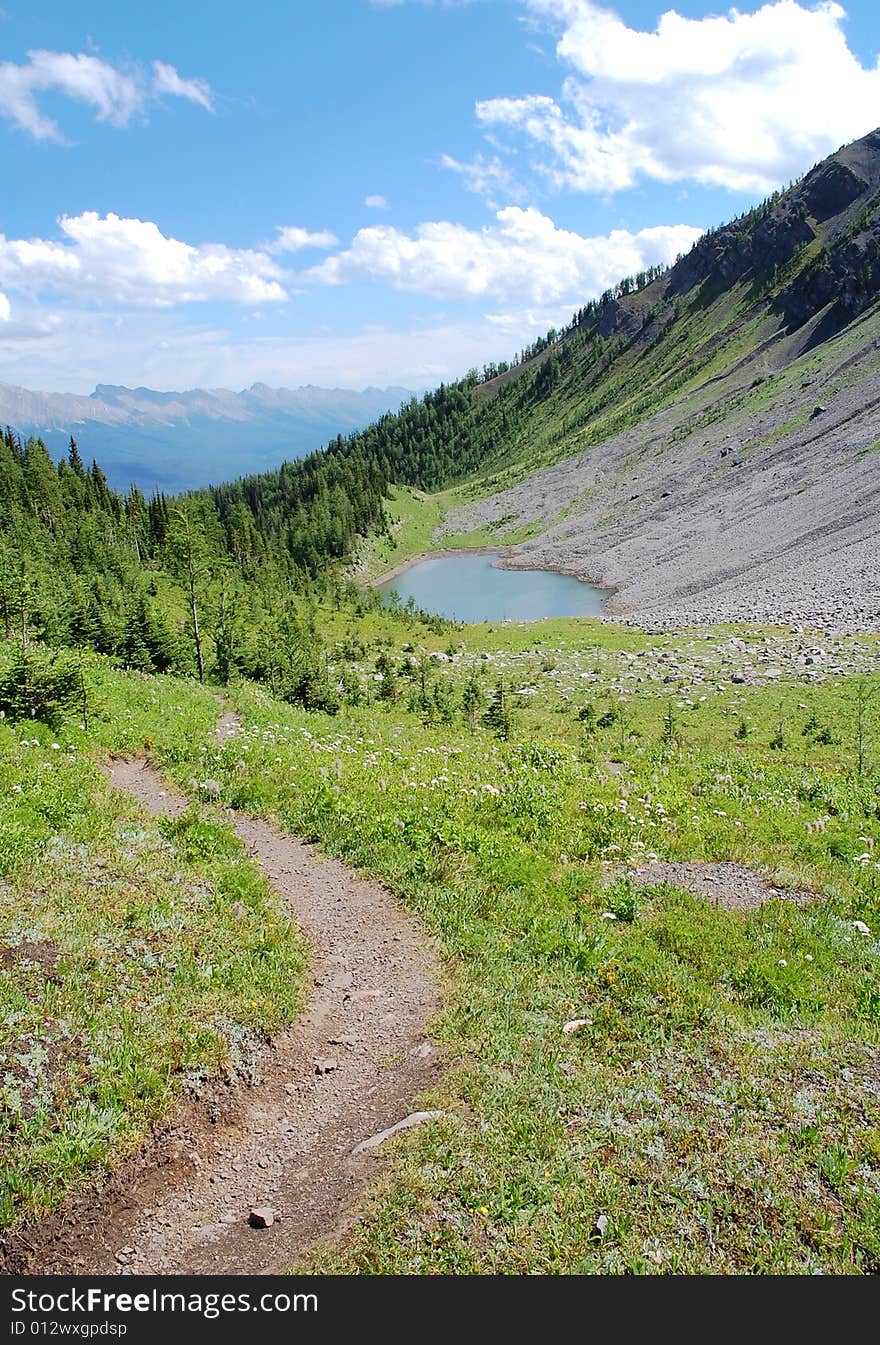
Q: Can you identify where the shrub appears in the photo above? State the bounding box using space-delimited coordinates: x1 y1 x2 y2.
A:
0 648 82 727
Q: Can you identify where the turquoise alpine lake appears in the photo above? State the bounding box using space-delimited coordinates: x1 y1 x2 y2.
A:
377 551 609 623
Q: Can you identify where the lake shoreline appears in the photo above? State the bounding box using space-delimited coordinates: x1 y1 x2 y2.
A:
369 545 514 588
372 546 613 623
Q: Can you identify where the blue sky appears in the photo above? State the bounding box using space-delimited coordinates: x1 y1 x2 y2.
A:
2 0 879 393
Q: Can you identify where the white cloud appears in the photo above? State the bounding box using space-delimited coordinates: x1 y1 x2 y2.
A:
0 213 288 307
151 60 213 111
440 152 525 206
483 304 578 334
477 1 880 195
272 225 339 252
0 49 213 141
364 194 389 210
305 206 701 305
0 290 61 341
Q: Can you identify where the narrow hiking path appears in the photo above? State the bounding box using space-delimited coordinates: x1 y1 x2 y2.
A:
12 712 442 1276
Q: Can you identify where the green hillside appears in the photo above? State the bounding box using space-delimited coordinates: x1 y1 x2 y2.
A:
353 131 880 579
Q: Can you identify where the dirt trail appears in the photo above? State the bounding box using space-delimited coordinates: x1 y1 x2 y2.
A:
9 713 442 1276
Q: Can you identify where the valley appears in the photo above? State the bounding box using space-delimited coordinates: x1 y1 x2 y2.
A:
2 126 880 1280
353 134 880 633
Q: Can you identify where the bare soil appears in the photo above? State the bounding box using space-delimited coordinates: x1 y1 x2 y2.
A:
0 940 59 977
1 715 442 1276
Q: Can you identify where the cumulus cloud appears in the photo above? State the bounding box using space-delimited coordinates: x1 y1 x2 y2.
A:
0 49 213 141
364 194 389 209
272 225 339 252
305 206 701 305
476 0 880 194
0 213 287 307
483 304 579 334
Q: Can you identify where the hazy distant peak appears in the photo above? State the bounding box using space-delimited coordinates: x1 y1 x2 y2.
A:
0 379 414 494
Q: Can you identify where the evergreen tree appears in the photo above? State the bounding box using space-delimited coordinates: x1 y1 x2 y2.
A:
68 436 86 479
461 667 484 730
166 506 211 682
483 677 514 740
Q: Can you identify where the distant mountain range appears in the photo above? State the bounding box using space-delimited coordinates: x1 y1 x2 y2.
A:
0 381 413 493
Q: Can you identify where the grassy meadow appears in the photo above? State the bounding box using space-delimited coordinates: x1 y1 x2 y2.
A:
1 611 879 1271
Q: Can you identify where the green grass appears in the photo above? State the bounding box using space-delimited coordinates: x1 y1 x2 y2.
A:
190 620 878 1275
353 486 452 583
2 620 879 1272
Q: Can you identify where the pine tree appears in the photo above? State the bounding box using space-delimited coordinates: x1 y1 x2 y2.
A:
68 436 86 479
210 582 242 686
483 677 513 740
167 506 211 682
461 667 484 730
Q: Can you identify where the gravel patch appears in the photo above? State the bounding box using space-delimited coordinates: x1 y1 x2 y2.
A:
627 861 819 912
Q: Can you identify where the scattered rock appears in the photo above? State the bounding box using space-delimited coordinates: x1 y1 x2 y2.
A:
562 1018 592 1035
248 1207 275 1229
314 1058 339 1075
353 1111 445 1154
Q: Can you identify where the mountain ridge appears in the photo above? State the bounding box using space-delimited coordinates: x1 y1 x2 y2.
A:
0 380 413 494
429 129 880 629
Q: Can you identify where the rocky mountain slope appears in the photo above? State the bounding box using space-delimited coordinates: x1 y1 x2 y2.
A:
438 130 880 629
0 380 411 493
